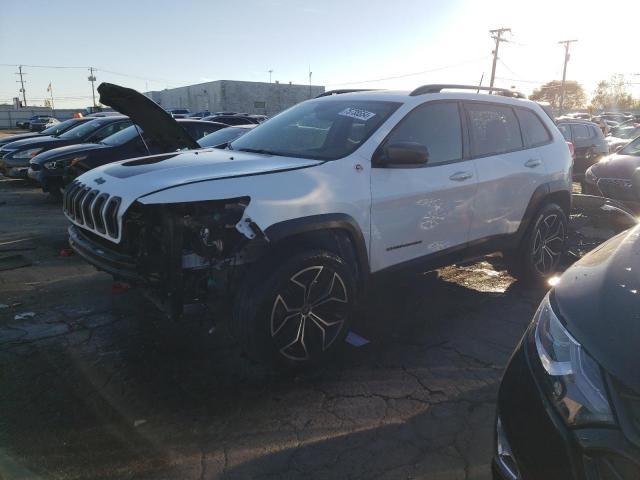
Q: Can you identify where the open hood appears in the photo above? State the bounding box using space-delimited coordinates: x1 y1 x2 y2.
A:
97 83 199 152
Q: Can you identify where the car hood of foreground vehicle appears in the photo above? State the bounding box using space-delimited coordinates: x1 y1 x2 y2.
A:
31 142 107 165
76 148 323 202
554 224 640 391
0 132 43 146
590 153 640 179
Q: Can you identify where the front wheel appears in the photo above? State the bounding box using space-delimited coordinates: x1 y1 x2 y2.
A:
506 203 567 284
234 249 355 369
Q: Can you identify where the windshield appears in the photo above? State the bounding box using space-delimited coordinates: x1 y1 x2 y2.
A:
197 127 250 148
229 99 401 160
620 136 640 156
58 120 107 140
614 127 640 140
41 119 80 136
100 125 142 146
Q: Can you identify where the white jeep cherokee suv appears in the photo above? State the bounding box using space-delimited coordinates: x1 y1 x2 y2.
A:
64 84 572 368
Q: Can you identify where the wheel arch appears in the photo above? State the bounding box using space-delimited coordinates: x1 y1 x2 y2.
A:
263 214 370 292
514 183 571 245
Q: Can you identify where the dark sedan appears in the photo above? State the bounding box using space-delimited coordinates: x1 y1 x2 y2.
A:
16 115 51 129
584 136 640 211
30 116 58 132
0 117 131 178
0 117 93 148
197 124 255 148
494 224 640 480
30 119 227 196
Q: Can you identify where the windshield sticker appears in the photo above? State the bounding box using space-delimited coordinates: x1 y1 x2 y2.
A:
338 107 376 121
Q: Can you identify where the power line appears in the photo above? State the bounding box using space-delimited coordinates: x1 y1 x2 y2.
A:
326 55 491 87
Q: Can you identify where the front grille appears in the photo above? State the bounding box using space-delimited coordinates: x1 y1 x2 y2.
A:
63 180 121 241
597 178 636 201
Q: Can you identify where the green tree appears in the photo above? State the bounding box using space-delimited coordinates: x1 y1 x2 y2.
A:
590 75 635 111
529 80 586 111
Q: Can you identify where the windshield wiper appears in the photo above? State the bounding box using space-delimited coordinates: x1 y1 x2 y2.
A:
236 147 281 155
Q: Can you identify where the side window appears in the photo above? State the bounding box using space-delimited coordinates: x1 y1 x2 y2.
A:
570 124 590 141
384 102 462 165
466 103 523 156
515 109 551 147
558 124 571 141
93 121 131 141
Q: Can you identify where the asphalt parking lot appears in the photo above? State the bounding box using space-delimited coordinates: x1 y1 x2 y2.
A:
0 170 555 480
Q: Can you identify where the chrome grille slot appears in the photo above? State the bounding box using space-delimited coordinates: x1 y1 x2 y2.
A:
92 194 108 233
81 190 98 229
73 187 90 225
104 197 121 238
63 181 81 217
69 183 86 221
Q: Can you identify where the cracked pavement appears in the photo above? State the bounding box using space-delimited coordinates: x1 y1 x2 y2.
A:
0 175 550 480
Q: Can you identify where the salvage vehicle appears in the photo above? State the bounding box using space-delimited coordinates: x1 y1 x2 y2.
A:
0 117 126 178
30 119 228 197
65 84 572 368
16 114 51 129
556 118 608 187
583 135 640 211
605 125 640 153
494 222 640 480
29 116 58 132
166 108 190 118
0 117 93 148
196 124 255 148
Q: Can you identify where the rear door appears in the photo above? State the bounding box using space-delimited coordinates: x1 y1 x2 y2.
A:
464 102 550 241
370 101 477 271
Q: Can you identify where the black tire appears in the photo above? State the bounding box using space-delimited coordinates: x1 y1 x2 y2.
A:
506 203 567 285
233 249 355 369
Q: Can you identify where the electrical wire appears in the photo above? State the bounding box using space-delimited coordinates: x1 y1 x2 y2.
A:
326 55 492 87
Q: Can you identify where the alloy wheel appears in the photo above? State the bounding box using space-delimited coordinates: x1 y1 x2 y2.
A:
270 265 349 361
531 213 565 275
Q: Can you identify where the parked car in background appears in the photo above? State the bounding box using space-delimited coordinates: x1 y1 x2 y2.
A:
556 118 608 185
166 108 190 118
0 117 93 148
606 125 640 153
29 116 58 132
0 116 131 178
196 124 256 148
64 84 572 368
494 223 640 480
187 111 211 119
31 119 228 196
16 115 52 129
584 136 640 210
200 114 259 125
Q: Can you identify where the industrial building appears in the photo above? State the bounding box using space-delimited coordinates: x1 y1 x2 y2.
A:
144 80 325 115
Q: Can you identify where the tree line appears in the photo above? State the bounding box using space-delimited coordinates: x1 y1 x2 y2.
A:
529 74 639 112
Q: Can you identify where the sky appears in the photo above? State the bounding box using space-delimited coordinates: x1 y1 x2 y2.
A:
2 0 639 108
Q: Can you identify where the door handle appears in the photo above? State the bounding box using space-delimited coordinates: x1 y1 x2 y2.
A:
524 158 542 168
449 171 473 182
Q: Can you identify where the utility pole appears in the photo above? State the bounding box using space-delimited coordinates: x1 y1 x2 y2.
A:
268 69 273 83
88 67 97 108
309 65 312 98
489 28 511 93
15 65 27 107
558 39 577 115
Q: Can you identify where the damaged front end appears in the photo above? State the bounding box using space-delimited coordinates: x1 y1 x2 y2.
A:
68 195 267 319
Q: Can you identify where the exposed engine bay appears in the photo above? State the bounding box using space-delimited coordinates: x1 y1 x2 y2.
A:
70 197 268 319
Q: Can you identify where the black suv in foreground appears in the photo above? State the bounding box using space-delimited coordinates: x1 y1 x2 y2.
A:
495 225 640 479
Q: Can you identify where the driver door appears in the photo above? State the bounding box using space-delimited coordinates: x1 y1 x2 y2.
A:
370 101 477 272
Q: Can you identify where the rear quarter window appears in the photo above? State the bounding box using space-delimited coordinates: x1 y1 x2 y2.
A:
465 103 523 157
515 108 551 147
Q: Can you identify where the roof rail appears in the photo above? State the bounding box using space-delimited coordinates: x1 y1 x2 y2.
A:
410 84 526 99
315 89 379 98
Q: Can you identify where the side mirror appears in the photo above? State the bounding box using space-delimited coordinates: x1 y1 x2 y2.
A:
376 142 429 166
615 145 624 153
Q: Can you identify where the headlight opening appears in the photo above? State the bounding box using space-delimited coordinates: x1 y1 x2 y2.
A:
533 293 615 427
